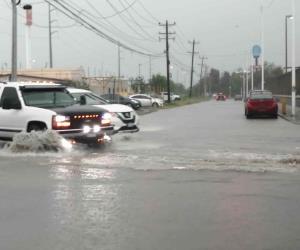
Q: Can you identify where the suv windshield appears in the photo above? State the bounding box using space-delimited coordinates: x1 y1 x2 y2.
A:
22 88 75 108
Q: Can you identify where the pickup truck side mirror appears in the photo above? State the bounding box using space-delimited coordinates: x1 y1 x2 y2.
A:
80 95 87 105
2 97 22 110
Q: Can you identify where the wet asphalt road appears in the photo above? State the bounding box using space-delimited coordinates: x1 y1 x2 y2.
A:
1 100 300 250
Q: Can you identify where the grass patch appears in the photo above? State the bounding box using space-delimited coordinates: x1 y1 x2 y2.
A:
162 97 210 109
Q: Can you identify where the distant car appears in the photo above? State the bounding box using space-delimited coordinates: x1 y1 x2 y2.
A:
129 94 164 108
234 94 243 101
161 92 181 102
245 90 278 119
101 94 141 110
67 88 139 134
172 94 181 101
216 93 226 101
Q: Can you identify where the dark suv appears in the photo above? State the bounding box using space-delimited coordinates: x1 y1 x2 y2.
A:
101 94 141 110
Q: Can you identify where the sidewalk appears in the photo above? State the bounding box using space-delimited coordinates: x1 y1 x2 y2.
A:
278 103 300 124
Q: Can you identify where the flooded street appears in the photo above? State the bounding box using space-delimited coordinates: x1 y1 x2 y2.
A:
1 101 300 250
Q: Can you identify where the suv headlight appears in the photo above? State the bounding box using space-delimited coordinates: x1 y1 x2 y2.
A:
52 115 71 129
101 113 112 126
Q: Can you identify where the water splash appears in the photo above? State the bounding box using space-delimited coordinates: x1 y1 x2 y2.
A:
7 130 72 153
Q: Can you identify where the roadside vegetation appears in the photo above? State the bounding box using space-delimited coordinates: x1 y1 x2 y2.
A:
162 96 210 109
129 62 284 102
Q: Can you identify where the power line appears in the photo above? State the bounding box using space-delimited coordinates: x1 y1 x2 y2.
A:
43 0 161 57
106 0 156 42
100 0 138 20
138 0 160 23
84 0 152 42
122 0 157 26
117 0 157 41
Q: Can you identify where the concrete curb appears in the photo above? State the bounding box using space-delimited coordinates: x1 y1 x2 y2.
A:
136 107 159 116
278 113 300 125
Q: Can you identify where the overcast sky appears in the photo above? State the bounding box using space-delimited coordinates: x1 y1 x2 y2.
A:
0 0 299 85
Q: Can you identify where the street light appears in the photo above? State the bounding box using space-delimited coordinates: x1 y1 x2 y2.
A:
261 5 265 90
285 15 294 73
291 0 296 117
11 0 20 81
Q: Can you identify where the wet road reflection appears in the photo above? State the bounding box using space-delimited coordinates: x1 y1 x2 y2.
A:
1 101 300 250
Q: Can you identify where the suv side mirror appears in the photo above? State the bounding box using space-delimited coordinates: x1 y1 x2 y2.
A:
2 97 22 110
80 95 87 105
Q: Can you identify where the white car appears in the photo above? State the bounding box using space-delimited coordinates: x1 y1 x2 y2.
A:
129 94 164 108
161 92 181 102
67 88 139 134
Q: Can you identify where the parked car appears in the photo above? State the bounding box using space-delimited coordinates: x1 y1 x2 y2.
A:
234 94 243 101
245 90 278 119
216 93 227 101
161 92 181 102
129 94 163 108
67 88 139 134
101 93 141 110
0 82 113 145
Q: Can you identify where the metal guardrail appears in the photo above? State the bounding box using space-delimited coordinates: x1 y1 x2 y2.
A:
273 95 300 98
273 95 300 107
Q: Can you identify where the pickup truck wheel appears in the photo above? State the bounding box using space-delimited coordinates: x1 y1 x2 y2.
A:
27 123 47 132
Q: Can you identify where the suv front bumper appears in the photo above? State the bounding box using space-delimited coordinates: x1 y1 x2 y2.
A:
56 125 114 143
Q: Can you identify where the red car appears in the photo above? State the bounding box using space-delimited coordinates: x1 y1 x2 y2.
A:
245 90 278 119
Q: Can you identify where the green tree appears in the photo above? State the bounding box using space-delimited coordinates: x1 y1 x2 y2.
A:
149 74 187 96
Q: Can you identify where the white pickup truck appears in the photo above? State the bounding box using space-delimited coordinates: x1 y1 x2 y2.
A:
0 82 113 144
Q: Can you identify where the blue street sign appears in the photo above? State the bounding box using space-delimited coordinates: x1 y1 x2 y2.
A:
252 45 262 58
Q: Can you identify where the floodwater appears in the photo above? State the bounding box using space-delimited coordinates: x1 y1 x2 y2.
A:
1 100 300 250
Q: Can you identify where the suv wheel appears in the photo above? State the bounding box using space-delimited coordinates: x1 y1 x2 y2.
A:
27 123 47 132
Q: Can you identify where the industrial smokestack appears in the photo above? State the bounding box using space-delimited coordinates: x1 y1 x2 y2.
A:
23 4 32 69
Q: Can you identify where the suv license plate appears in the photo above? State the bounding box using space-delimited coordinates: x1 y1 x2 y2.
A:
87 134 97 138
127 123 134 128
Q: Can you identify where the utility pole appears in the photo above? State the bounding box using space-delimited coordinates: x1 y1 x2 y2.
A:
242 71 246 101
48 3 53 68
251 64 254 91
118 43 121 79
203 64 208 97
138 63 142 77
199 56 207 96
188 40 199 98
149 55 152 83
11 0 21 81
159 20 176 103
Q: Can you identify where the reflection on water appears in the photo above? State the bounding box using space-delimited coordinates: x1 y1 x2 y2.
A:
50 164 117 180
51 165 122 248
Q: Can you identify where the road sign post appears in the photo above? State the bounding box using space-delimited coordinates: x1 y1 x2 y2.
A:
252 45 262 91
